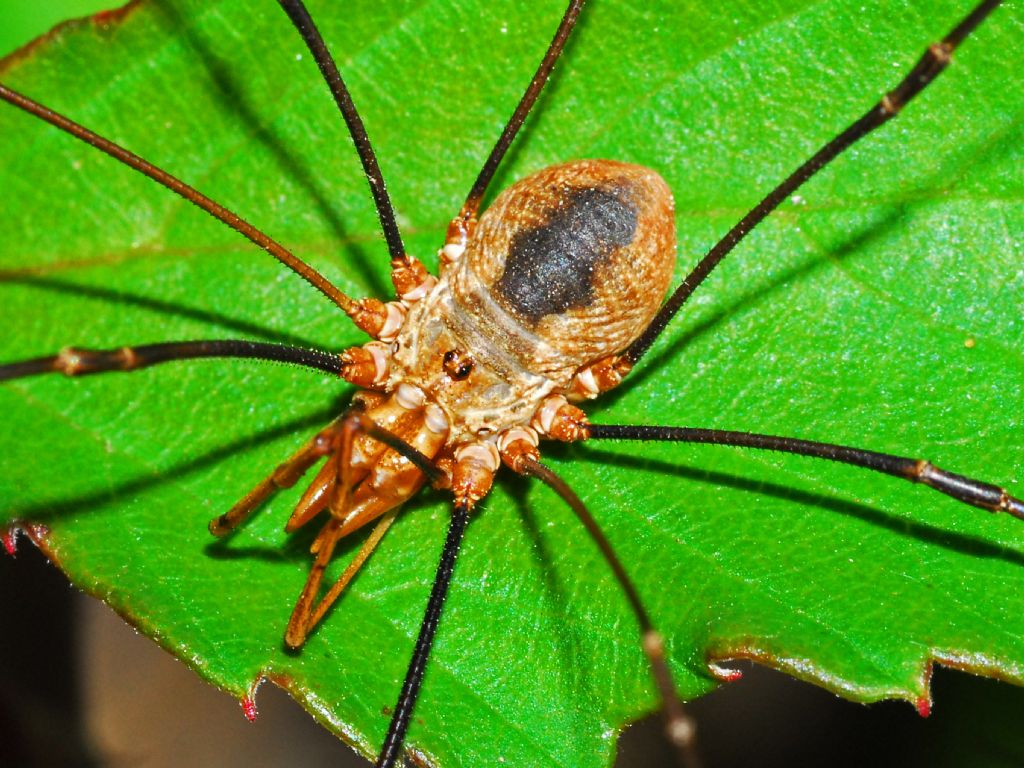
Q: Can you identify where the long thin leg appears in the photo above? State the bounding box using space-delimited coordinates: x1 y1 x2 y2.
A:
0 339 343 383
517 458 700 768
285 508 399 648
623 0 1003 367
277 0 406 264
587 423 1024 519
306 508 399 632
0 84 357 315
461 0 586 218
377 502 472 768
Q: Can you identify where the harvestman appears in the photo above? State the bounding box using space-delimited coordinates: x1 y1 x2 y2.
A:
0 0 1020 765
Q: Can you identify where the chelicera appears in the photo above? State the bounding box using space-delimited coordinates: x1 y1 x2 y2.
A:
0 0 1020 766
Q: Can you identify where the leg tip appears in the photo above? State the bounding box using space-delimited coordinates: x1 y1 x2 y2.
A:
667 714 697 748
284 628 306 651
208 515 232 537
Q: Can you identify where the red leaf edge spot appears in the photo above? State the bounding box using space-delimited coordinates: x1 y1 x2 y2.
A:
915 695 932 718
707 661 743 682
241 677 266 722
2 526 18 556
241 695 258 722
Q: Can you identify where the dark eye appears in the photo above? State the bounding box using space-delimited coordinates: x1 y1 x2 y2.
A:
443 349 474 380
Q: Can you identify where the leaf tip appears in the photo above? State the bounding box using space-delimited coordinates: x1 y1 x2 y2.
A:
2 526 18 557
241 694 258 722
2 523 51 557
240 677 266 722
708 661 743 682
915 695 932 718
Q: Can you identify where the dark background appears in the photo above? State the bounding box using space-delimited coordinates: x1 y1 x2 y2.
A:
2 4 1023 768
5 542 1024 768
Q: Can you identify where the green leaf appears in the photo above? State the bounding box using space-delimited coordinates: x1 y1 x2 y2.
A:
0 0 112 54
1 1 1022 766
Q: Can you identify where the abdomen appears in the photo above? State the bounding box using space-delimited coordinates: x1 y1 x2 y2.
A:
451 159 676 383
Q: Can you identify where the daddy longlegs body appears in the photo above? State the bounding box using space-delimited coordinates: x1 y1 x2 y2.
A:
2 0 1023 766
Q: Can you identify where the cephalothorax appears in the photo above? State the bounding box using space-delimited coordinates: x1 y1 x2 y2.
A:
0 0 1020 766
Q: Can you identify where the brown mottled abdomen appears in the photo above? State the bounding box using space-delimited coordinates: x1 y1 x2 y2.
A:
450 160 676 384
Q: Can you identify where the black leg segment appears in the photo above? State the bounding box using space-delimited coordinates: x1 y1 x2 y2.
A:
588 423 1024 519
